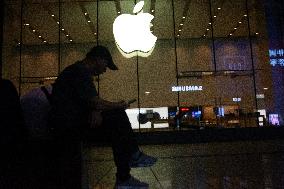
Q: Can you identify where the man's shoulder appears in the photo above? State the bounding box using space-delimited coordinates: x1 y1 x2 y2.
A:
59 61 86 76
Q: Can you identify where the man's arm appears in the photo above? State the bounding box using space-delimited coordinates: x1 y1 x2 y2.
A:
90 96 128 111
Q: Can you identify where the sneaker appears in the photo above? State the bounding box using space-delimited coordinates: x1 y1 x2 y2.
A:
114 176 149 189
129 151 157 168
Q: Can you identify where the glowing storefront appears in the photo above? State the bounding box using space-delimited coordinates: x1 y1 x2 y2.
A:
1 0 283 131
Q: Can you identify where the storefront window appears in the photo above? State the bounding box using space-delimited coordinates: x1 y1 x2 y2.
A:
2 0 283 131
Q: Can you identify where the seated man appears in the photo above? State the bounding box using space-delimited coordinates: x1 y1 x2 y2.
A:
48 45 157 189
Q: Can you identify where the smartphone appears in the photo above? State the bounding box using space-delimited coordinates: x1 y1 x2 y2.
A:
128 99 137 105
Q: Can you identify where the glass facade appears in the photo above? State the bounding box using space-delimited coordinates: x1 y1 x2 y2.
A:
1 0 283 131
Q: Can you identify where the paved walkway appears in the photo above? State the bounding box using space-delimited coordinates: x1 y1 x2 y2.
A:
84 139 284 188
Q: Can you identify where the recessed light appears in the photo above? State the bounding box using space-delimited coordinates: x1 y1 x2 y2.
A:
43 40 47 43
118 11 120 14
88 20 91 23
213 15 217 18
69 39 73 42
234 27 237 30
24 23 29 26
239 21 242 24
244 14 247 17
61 28 64 31
39 35 42 38
51 14 55 17
84 12 87 15
217 7 221 10
180 23 183 26
256 32 259 35
264 87 268 90
151 10 154 12
145 91 151 94
206 28 209 31
57 21 60 24
178 29 182 31
209 22 212 25
32 29 36 32
229 33 233 36
182 16 186 19
66 34 69 36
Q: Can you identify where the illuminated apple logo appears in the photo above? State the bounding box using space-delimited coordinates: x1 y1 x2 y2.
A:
113 1 157 58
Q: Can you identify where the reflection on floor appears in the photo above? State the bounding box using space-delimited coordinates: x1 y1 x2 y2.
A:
83 140 284 189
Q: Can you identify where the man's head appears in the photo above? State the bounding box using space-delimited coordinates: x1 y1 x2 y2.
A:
85 45 118 75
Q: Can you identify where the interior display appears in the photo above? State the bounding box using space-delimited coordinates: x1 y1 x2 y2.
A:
126 107 169 129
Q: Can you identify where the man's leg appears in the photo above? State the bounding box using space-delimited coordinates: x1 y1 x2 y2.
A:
101 109 139 181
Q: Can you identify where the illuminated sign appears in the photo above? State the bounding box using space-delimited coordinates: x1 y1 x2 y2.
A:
172 86 203 92
256 94 265 99
233 98 241 102
113 1 157 58
269 49 284 66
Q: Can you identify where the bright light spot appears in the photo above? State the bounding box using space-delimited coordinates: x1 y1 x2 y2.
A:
113 1 157 58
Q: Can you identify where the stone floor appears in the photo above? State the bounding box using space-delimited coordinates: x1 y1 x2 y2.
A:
83 139 284 189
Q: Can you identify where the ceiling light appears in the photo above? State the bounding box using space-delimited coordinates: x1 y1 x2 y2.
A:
24 23 29 26
229 33 233 36
51 14 55 17
94 33 97 35
151 10 154 12
61 28 64 31
32 29 36 32
66 34 69 36
256 32 259 35
239 21 242 24
178 29 181 31
206 28 209 31
145 91 151 94
39 35 42 38
43 40 47 43
182 16 186 19
88 20 91 23
217 7 221 10
234 27 237 30
118 11 120 14
264 87 268 90
180 23 183 26
84 12 87 15
244 14 247 17
203 34 206 37
57 21 60 24
209 22 212 25
69 39 73 42
213 15 217 18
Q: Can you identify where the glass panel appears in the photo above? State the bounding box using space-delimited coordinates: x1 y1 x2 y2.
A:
3 0 22 91
60 1 98 71
211 0 258 128
97 0 138 106
138 0 177 107
19 1 59 95
137 0 177 130
248 0 273 126
176 0 215 128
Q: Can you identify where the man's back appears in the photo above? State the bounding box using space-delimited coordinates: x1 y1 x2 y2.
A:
49 62 98 135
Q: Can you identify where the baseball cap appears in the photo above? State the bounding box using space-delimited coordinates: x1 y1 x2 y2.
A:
86 45 118 70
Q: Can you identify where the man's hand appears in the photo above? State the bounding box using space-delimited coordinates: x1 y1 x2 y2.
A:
117 100 129 109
